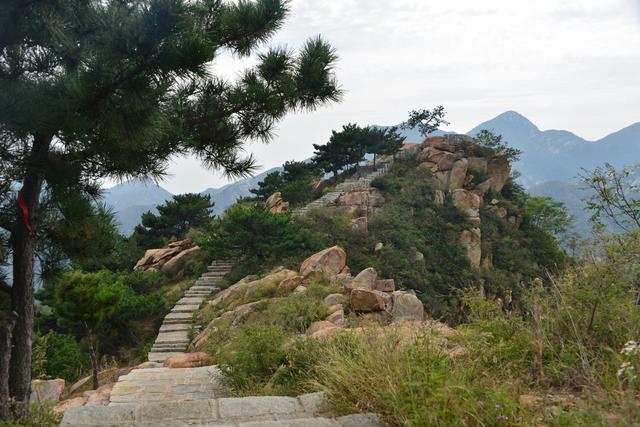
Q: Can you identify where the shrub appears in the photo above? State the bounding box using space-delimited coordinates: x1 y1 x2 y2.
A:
306 332 528 426
0 403 62 427
120 269 167 294
32 331 91 383
217 324 287 395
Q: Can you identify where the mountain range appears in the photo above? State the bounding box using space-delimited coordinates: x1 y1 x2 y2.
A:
103 111 640 235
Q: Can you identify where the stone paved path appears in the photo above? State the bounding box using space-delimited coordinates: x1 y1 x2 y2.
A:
61 364 383 426
148 259 234 363
296 162 390 216
60 258 386 426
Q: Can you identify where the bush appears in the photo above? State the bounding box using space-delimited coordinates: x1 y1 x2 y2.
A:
217 324 287 395
305 332 528 426
120 269 167 294
0 403 62 427
32 331 91 383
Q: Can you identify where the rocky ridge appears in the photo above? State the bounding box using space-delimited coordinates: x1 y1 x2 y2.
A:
414 134 514 267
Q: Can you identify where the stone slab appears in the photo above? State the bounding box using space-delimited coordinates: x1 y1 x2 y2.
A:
219 396 304 419
60 404 136 426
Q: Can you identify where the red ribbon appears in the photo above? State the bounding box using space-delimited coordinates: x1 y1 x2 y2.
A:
18 189 32 233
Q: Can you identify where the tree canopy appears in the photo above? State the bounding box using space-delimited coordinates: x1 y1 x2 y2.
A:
0 0 341 406
134 193 214 248
250 161 321 206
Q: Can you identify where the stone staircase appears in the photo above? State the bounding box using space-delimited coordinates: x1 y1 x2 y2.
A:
61 366 383 426
60 256 386 426
147 259 234 363
296 162 390 216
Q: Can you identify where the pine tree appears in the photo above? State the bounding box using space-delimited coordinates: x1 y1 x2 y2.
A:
0 0 340 408
133 193 214 248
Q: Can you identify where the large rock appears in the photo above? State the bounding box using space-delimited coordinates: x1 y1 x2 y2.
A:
323 293 347 307
161 246 204 279
307 321 338 336
265 192 290 214
448 158 469 190
422 136 456 153
373 279 395 292
84 383 113 406
391 292 424 322
54 396 87 413
352 267 378 289
487 155 511 192
467 157 488 173
300 246 347 279
460 228 482 268
278 275 305 292
451 189 481 225
337 188 383 213
134 247 180 270
350 289 387 312
244 267 299 298
207 275 257 307
192 302 262 350
417 147 459 170
30 378 65 403
164 352 212 368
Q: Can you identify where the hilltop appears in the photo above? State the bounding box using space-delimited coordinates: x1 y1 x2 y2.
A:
104 111 640 236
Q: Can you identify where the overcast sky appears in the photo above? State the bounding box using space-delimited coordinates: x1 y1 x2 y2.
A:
154 0 640 194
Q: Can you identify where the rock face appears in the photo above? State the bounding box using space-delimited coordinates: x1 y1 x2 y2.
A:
391 292 424 322
337 188 383 213
278 275 305 292
134 239 205 279
487 155 511 192
300 246 347 279
265 192 290 214
460 228 482 268
164 352 212 368
350 289 388 312
31 378 65 403
161 246 204 279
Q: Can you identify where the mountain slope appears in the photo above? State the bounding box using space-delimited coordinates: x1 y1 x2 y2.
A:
467 111 640 187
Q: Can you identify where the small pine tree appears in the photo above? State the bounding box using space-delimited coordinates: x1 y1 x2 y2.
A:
53 271 123 390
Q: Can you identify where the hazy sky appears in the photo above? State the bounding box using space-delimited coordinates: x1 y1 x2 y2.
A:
155 0 640 194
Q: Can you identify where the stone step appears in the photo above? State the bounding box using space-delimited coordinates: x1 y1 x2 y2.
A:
171 304 200 313
147 352 183 363
159 324 191 332
61 385 384 426
177 297 204 305
163 317 192 325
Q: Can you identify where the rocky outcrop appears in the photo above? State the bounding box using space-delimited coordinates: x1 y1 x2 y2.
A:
391 291 424 322
134 239 205 279
460 228 482 268
164 352 212 368
266 192 290 214
300 246 347 279
337 187 383 214
31 378 65 403
412 134 517 267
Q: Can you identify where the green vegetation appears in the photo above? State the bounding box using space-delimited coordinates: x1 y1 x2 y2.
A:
0 0 341 408
312 124 405 177
133 194 214 249
53 271 124 390
250 161 322 206
0 403 61 427
401 105 450 136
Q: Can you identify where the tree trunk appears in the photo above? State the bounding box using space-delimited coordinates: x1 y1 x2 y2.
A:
8 133 50 403
85 326 99 390
0 311 18 420
373 154 377 170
